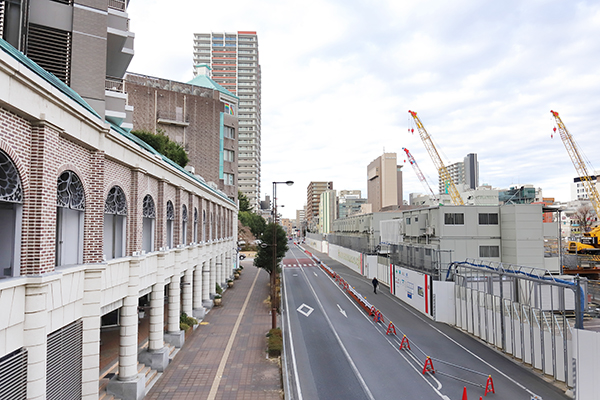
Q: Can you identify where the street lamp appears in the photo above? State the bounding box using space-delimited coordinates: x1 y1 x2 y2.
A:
271 180 293 329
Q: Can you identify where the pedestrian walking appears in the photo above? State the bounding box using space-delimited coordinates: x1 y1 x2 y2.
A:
372 277 379 294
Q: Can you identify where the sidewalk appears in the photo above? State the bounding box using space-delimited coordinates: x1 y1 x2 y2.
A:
146 260 282 400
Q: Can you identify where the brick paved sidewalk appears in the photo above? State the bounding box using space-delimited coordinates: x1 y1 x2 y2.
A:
146 262 282 400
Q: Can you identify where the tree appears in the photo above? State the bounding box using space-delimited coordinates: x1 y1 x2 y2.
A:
254 223 289 329
238 191 251 212
574 203 596 234
131 129 189 168
254 223 288 274
238 211 266 238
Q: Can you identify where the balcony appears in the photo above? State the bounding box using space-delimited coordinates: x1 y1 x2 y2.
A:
108 0 126 11
157 111 190 127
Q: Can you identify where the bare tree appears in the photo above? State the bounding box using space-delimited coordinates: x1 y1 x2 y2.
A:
573 203 596 233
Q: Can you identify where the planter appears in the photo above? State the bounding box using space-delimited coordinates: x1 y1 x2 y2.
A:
213 297 222 306
234 273 240 279
227 281 234 288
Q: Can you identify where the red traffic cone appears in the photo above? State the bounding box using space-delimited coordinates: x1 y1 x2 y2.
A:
462 386 468 400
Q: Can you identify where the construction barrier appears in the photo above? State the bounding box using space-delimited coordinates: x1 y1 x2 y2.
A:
386 322 396 335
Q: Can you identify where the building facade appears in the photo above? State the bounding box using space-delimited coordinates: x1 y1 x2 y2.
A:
318 189 337 234
367 152 403 212
0 0 134 130
0 39 237 400
192 31 261 210
125 66 239 201
306 181 333 231
338 190 367 219
439 153 479 193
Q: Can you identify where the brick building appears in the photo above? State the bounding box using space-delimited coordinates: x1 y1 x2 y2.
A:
0 40 237 400
125 65 239 200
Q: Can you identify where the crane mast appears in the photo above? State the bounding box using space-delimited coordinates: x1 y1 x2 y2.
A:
550 110 600 216
403 147 437 200
408 110 464 205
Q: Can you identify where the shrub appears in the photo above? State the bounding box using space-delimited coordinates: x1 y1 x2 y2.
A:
180 312 198 328
216 283 223 295
267 328 283 357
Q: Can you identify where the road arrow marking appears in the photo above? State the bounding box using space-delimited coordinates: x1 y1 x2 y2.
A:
313 272 318 277
337 304 347 318
297 303 314 317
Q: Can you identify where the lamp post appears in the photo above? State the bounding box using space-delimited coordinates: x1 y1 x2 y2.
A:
271 180 293 329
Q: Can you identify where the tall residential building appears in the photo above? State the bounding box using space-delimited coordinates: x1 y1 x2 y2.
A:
307 181 333 230
318 189 337 234
193 31 261 210
367 152 403 212
439 153 479 193
0 0 135 130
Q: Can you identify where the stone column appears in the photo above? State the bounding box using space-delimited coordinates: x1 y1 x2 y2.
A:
138 252 169 372
164 276 184 348
107 257 145 400
23 280 51 400
193 264 205 319
82 265 105 400
210 257 217 298
202 262 212 308
182 267 193 317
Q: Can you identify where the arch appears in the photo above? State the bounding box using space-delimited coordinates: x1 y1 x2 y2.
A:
142 194 156 252
166 200 174 248
56 170 85 266
0 148 23 277
104 185 127 260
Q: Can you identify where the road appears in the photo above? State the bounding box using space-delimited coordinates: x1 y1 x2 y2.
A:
281 243 571 400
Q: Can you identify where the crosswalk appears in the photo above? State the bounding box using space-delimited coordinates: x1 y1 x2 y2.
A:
282 263 318 268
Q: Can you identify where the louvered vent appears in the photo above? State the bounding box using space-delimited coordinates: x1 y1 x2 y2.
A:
0 347 27 400
47 320 82 400
27 23 71 85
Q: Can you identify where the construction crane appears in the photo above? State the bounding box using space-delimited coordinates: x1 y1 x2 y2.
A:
408 110 464 205
402 147 437 201
551 110 600 254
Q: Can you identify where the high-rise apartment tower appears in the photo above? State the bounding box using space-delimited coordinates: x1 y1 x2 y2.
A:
193 31 261 210
367 152 403 212
307 181 333 229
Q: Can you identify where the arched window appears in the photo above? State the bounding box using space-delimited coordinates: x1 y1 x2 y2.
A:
182 204 188 245
103 186 127 260
193 207 198 243
142 194 155 253
56 170 85 266
0 150 23 278
166 200 174 248
210 211 214 241
202 209 206 242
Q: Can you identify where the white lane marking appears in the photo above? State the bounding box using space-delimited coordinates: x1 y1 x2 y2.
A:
283 268 303 400
296 265 376 400
297 303 314 317
337 304 347 318
313 272 318 277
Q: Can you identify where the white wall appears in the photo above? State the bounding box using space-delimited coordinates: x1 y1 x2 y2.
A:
392 265 433 318
328 243 362 275
573 328 600 399
433 281 455 324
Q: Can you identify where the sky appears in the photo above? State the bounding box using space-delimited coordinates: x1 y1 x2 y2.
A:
127 0 600 220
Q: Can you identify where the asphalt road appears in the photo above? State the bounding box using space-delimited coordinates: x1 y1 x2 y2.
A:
281 243 572 400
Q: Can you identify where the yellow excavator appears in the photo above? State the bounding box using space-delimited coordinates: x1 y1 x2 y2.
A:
551 110 600 254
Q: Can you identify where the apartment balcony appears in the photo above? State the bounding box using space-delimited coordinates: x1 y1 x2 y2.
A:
105 77 127 127
157 111 190 127
106 7 134 78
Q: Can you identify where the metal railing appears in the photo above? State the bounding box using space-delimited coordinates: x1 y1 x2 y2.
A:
108 0 126 11
105 77 124 93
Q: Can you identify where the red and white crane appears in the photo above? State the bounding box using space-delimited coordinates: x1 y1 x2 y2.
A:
403 147 437 201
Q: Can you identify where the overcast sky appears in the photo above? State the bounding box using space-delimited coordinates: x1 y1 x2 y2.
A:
127 0 600 219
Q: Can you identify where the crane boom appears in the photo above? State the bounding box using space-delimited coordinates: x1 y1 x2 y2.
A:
408 110 464 205
551 110 600 216
403 147 436 199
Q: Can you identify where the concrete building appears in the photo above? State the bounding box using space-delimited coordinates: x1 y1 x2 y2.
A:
192 31 261 210
439 153 479 193
318 189 337 234
307 181 333 231
0 0 134 130
367 152 403 212
0 39 237 400
571 171 600 201
338 190 367 219
125 65 239 200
